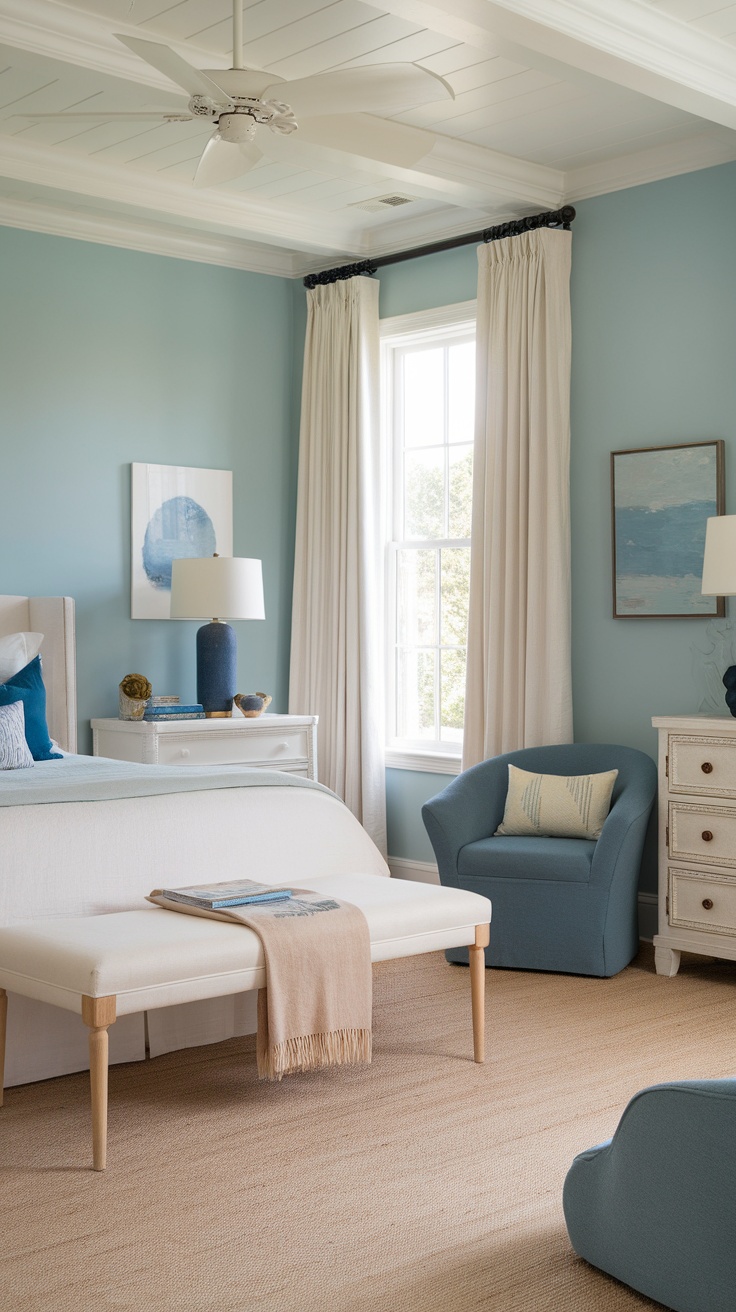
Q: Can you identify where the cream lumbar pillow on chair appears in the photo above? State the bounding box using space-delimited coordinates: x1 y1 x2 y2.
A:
495 764 618 840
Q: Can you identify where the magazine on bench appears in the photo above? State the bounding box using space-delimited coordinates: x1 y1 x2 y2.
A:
159 878 293 909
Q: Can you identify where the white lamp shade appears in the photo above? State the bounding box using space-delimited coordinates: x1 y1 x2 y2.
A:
701 517 736 596
170 557 265 620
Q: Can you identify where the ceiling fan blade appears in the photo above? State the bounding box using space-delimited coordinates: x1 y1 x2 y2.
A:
115 34 233 103
262 64 454 119
268 114 436 169
11 112 193 121
194 133 263 188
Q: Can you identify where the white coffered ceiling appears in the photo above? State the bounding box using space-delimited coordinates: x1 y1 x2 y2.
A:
0 0 735 277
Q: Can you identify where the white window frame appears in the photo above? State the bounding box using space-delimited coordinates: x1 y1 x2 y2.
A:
380 300 477 775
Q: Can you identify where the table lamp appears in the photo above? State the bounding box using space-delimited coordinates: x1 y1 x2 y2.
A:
701 515 736 715
170 555 265 717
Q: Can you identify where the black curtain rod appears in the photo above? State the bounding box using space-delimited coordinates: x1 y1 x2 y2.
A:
303 205 575 289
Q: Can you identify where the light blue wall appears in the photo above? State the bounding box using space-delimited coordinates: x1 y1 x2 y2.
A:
0 227 298 752
571 164 736 758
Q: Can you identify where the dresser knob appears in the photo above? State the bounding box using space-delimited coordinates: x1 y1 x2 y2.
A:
701 761 713 773
702 898 714 911
179 748 190 759
702 830 713 842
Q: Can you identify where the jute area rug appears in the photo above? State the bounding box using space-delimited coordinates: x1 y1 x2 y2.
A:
1 944 734 1312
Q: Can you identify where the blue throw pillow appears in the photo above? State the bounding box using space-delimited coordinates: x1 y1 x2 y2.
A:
0 656 62 761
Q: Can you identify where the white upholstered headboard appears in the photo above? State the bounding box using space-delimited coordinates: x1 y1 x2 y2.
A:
0 595 77 753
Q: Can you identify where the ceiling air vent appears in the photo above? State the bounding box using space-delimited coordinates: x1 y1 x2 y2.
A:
350 194 417 213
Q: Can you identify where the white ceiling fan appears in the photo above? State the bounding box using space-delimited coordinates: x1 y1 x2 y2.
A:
17 1 454 188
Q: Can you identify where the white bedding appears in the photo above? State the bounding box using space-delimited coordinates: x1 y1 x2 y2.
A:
1 754 389 1086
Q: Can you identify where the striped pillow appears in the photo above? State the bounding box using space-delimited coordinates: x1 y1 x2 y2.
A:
0 700 35 770
495 764 618 840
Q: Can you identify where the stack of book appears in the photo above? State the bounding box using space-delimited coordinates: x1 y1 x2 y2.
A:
143 696 205 722
159 879 293 908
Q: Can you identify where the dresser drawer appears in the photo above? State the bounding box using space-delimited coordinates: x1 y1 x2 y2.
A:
669 735 736 797
156 727 310 768
669 797 734 871
669 868 736 936
669 801 736 869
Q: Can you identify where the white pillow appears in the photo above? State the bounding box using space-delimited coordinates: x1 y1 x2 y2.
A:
0 701 35 770
0 631 44 684
495 764 618 840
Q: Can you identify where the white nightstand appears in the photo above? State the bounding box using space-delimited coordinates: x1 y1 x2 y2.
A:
91 714 318 780
652 713 736 976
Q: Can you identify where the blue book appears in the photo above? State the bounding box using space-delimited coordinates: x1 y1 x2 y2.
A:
144 704 203 715
160 878 293 909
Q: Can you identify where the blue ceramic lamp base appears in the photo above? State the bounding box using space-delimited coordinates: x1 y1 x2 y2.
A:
196 620 237 717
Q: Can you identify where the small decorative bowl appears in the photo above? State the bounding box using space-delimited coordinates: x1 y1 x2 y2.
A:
234 692 272 718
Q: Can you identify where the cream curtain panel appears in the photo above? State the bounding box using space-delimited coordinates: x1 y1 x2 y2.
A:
463 228 573 770
289 276 387 855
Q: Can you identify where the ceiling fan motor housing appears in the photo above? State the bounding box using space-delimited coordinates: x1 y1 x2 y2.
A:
218 111 258 142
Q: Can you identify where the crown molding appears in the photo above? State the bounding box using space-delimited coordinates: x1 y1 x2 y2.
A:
0 194 299 275
566 130 736 203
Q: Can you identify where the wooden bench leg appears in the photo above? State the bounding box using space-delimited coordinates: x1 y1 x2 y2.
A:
0 988 6 1108
82 995 117 1171
469 925 490 1063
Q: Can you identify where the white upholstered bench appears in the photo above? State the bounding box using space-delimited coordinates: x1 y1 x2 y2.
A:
0 874 491 1170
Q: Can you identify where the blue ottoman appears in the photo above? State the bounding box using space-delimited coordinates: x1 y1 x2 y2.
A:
563 1079 736 1312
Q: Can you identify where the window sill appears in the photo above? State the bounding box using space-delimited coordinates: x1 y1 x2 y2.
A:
385 749 462 776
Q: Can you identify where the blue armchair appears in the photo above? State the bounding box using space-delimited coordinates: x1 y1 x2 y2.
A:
421 744 657 977
563 1079 736 1312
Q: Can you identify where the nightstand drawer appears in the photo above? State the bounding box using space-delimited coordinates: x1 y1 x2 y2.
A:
669 868 736 936
156 726 310 768
669 735 736 797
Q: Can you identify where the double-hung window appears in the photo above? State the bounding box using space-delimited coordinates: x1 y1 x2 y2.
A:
381 303 476 773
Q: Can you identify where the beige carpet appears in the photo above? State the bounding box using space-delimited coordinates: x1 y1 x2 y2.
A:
1 945 735 1312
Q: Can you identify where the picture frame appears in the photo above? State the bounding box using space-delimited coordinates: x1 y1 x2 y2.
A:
611 440 725 619
131 463 233 619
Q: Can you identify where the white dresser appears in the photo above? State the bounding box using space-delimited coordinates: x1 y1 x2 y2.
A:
653 714 736 976
91 714 318 780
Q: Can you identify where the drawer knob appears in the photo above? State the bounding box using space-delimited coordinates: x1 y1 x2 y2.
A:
702 830 713 842
179 748 190 759
701 761 713 774
702 898 714 911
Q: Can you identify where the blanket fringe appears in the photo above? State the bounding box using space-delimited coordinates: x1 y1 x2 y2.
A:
258 1028 372 1082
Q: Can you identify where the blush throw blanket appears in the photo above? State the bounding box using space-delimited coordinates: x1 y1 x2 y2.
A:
148 889 372 1081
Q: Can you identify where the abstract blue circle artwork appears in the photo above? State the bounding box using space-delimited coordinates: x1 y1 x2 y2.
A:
142 495 216 590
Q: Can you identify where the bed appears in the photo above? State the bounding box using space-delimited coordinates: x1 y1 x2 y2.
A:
0 595 389 1086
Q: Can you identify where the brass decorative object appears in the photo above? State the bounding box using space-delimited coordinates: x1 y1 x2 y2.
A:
119 673 152 721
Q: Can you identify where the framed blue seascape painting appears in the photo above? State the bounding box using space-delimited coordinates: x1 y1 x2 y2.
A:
611 441 725 618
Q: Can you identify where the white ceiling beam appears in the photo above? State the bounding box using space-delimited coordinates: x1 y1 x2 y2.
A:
269 116 564 209
0 136 364 257
374 0 736 130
